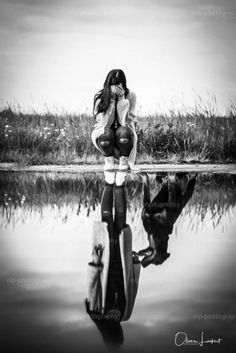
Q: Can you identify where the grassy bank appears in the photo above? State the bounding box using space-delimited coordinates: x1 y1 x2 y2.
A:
0 102 236 164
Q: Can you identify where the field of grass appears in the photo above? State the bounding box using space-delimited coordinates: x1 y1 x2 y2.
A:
0 100 236 165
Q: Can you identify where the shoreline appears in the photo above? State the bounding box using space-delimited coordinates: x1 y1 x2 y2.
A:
0 163 236 174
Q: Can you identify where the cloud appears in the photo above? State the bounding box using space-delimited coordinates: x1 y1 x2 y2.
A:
1 0 235 37
0 0 235 113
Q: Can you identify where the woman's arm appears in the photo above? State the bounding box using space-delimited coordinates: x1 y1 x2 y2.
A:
93 97 115 126
116 91 137 126
86 245 104 312
126 92 137 124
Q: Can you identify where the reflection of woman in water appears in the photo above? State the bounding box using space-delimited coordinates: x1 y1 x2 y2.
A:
85 171 141 348
139 172 197 267
91 69 137 171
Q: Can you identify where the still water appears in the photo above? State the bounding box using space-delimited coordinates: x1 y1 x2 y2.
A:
0 171 236 353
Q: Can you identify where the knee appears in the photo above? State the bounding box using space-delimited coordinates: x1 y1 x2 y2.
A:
116 126 132 143
119 137 130 144
101 210 113 223
98 128 115 145
100 140 111 147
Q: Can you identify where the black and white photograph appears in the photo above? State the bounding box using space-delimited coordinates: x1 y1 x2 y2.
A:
0 0 236 352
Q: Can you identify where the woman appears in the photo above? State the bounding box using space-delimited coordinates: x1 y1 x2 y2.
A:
139 172 197 267
85 171 141 347
91 69 137 170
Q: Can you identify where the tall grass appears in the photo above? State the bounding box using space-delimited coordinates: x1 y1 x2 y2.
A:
0 98 236 164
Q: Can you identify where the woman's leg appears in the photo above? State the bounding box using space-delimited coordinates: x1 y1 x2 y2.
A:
97 128 115 157
101 183 114 236
114 184 127 235
105 184 127 319
101 182 117 258
115 126 133 157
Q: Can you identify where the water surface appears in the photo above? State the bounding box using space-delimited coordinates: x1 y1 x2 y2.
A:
0 171 236 352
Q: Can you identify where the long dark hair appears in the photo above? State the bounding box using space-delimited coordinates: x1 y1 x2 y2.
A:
93 69 129 115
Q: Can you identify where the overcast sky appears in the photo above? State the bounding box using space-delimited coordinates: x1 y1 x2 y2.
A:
0 0 236 114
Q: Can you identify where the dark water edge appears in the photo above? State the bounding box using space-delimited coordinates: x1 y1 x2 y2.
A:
0 171 235 228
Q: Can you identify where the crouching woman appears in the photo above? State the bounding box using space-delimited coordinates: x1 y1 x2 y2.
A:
91 69 138 170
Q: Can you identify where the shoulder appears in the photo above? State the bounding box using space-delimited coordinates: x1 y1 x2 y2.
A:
94 91 101 101
126 91 137 115
94 90 103 104
94 89 101 96
127 90 136 100
93 92 101 114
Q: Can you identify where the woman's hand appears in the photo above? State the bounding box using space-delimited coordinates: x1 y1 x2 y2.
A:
110 85 117 100
91 245 103 265
116 85 125 100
